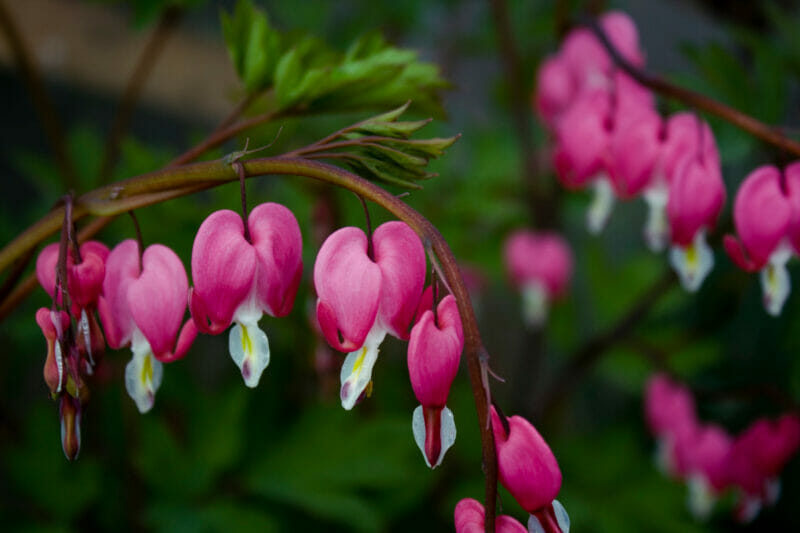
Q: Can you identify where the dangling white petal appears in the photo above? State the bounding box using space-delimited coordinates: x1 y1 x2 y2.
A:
686 474 715 520
553 500 570 533
411 405 457 468
412 405 427 464
78 309 94 370
124 330 163 413
438 406 457 467
765 477 781 506
528 513 545 533
587 175 616 235
50 310 65 393
669 229 714 292
737 495 762 524
340 329 386 410
229 320 271 388
760 246 792 316
521 281 549 328
643 184 669 252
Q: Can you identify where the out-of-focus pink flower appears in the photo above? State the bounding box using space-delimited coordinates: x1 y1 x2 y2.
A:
503 230 573 327
189 204 302 387
314 221 425 410
674 424 733 519
666 124 726 292
644 374 700 478
408 294 463 468
454 498 527 533
491 407 569 532
724 164 800 315
98 240 196 413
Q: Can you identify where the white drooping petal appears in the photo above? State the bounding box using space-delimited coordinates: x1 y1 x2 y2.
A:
125 330 163 414
765 477 781 506
587 175 616 235
643 183 669 252
229 320 271 388
669 229 714 292
521 281 549 328
553 500 570 533
528 513 545 533
737 495 762 524
686 474 715 520
340 329 386 410
653 436 676 476
50 310 65 393
411 405 457 468
760 245 792 316
78 308 94 371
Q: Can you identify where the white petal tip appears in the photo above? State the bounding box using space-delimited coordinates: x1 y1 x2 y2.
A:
411 405 456 469
586 176 615 235
553 500 570 533
229 322 270 388
669 231 714 293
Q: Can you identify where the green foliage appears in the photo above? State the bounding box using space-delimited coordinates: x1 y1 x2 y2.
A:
220 0 447 114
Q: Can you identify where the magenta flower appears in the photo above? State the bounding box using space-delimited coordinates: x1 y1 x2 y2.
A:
666 123 726 292
407 294 463 468
189 203 302 387
98 240 196 413
454 498 527 533
674 424 733 519
314 221 425 410
534 57 575 128
726 414 800 522
724 164 800 315
490 406 569 533
503 230 573 327
36 240 109 369
643 373 699 476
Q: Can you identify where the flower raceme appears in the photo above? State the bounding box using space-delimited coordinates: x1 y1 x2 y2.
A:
454 498 527 533
490 406 569 533
724 164 800 315
313 221 425 410
407 293 463 468
503 230 573 327
98 240 197 413
189 203 303 387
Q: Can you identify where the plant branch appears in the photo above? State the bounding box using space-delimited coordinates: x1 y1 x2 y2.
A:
0 0 77 189
0 155 499 532
99 7 183 183
585 18 800 157
537 269 677 418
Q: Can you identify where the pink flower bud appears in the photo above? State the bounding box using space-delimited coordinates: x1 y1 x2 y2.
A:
454 498 527 533
491 406 562 513
59 393 82 461
407 294 463 468
314 221 425 410
644 373 697 438
35 307 70 396
36 241 109 313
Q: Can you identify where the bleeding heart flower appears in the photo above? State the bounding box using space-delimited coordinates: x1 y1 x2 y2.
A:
454 498 528 533
35 308 70 396
643 373 699 477
666 124 726 292
314 221 425 410
98 240 196 413
503 230 573 327
724 163 800 315
674 424 733 520
407 294 463 468
490 406 569 533
189 203 302 387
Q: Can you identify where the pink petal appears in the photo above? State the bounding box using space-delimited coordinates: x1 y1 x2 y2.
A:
667 154 726 246
36 243 59 298
372 221 426 340
314 227 381 352
454 498 527 533
784 161 800 253
503 230 573 297
535 56 575 127
610 108 663 198
190 210 257 332
249 202 304 317
68 252 105 309
723 235 761 272
98 239 141 349
128 244 188 358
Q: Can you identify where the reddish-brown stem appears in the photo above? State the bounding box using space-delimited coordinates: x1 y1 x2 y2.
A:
235 162 251 242
128 211 144 270
0 0 77 190
356 194 374 260
586 18 800 157
99 7 182 183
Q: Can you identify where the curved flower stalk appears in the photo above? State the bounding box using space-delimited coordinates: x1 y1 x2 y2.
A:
189 203 303 387
98 240 197 413
314 220 425 410
503 230 573 327
666 125 726 292
724 163 800 315
455 498 527 533
490 407 569 533
408 293 463 468
36 240 109 370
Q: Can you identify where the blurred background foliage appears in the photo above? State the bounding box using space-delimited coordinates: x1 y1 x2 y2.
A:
2 0 800 531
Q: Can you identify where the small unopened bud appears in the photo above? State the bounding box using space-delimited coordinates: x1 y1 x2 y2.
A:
59 395 82 461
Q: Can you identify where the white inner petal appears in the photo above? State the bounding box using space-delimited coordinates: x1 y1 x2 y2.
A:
437 406 457 468
527 513 545 533
587 174 616 235
669 229 714 293
340 329 386 410
738 495 762 524
553 500 570 533
124 330 163 414
229 319 270 388
643 183 669 252
760 245 792 316
411 405 428 467
79 309 95 369
765 477 781 506
686 473 715 520
521 281 549 328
